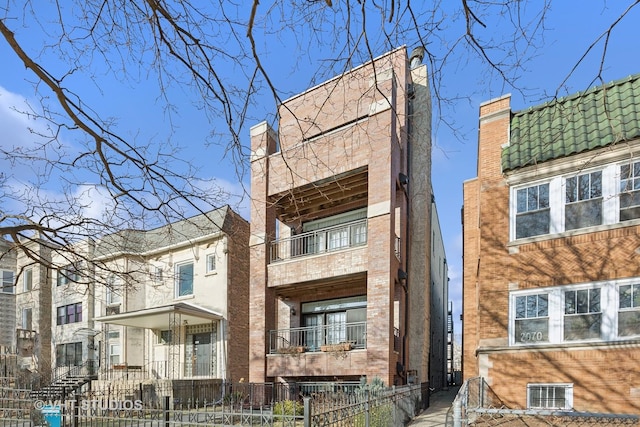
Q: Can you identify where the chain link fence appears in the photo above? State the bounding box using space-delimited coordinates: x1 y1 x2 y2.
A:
446 377 639 426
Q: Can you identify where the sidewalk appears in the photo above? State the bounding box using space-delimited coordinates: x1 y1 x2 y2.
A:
408 386 460 426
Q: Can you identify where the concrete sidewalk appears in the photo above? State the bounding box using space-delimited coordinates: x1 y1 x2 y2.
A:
408 386 460 426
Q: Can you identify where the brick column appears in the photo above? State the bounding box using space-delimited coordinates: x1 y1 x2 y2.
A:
248 122 277 383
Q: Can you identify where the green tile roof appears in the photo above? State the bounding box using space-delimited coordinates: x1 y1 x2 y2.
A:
503 73 640 172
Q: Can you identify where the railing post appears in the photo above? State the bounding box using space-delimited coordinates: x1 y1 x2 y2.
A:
365 389 370 427
164 395 170 427
303 396 311 427
453 399 462 427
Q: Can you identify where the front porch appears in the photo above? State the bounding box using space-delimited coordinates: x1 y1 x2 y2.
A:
94 302 225 381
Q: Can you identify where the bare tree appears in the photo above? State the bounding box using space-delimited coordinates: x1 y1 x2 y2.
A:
0 0 637 277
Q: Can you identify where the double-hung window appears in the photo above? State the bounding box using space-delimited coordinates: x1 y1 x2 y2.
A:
564 288 601 340
527 384 573 410
620 161 640 221
1 270 14 294
565 171 603 230
175 262 194 297
58 264 80 286
106 275 122 305
23 268 33 292
514 294 549 343
618 283 640 337
206 254 216 273
515 183 550 239
57 303 82 325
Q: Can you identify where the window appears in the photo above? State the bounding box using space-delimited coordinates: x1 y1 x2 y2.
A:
564 288 601 340
515 184 550 238
618 284 640 337
57 264 80 286
159 330 172 344
527 384 573 410
151 266 163 282
22 308 32 330
57 303 82 325
565 171 602 230
175 262 194 297
106 275 121 305
23 268 33 292
301 296 367 351
1 271 15 294
514 294 549 343
620 161 640 221
56 342 83 367
206 254 216 273
108 331 121 366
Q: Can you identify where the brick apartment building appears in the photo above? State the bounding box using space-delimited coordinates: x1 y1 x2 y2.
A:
249 46 449 389
11 206 250 388
463 74 640 413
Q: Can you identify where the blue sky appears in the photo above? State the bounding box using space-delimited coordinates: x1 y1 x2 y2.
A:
2 2 640 335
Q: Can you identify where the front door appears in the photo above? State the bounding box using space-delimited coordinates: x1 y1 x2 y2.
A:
185 332 211 376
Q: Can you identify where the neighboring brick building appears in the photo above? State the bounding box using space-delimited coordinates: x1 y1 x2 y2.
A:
249 46 448 389
463 75 640 413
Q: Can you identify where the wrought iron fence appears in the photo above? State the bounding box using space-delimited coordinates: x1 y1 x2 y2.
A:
306 383 424 427
446 377 640 426
1 379 428 426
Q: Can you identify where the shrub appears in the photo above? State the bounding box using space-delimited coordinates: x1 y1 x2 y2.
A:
273 400 304 416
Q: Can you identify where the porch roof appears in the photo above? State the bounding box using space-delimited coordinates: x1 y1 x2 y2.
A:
94 302 223 329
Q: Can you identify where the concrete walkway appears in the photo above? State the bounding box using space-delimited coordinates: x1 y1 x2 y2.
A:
408 386 460 426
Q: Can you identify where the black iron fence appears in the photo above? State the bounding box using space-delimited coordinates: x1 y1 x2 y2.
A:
1 379 429 426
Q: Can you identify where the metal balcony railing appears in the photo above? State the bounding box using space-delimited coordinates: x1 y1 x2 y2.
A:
268 322 367 353
270 219 367 263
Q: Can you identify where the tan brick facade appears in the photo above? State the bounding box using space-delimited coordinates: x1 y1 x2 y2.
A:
463 94 640 414
249 47 445 387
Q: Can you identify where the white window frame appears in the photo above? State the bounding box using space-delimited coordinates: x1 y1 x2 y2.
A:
527 383 573 410
619 160 640 222
109 343 121 366
23 268 33 292
106 275 122 305
175 261 194 298
514 182 551 239
1 270 15 294
617 282 640 338
22 307 33 330
206 254 216 273
508 279 636 346
151 266 163 282
509 163 628 241
513 293 549 344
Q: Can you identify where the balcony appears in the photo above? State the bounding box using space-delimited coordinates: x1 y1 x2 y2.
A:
270 219 367 263
268 322 367 354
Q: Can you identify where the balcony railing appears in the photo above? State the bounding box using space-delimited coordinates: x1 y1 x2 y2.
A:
270 219 367 263
268 322 367 354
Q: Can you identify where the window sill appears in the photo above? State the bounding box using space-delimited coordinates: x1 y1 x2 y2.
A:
205 271 218 277
508 217 640 247
479 337 640 353
174 294 195 301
